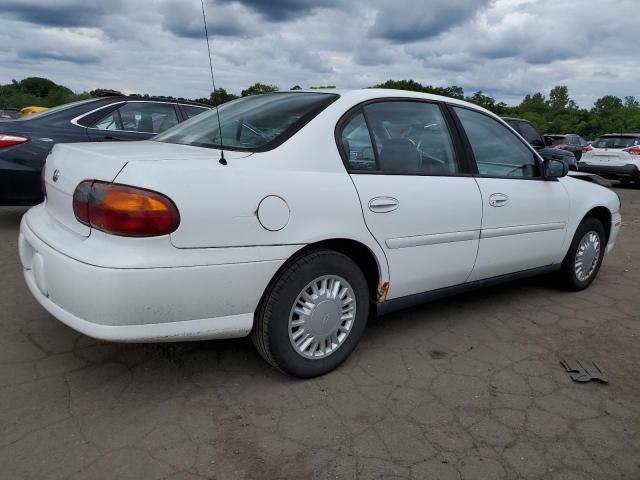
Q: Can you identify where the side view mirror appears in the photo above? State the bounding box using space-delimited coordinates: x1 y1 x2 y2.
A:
544 158 568 179
544 136 554 147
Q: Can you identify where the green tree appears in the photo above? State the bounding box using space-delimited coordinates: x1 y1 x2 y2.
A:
241 83 278 97
20 77 68 97
290 85 302 90
548 86 570 110
210 87 238 106
373 79 464 100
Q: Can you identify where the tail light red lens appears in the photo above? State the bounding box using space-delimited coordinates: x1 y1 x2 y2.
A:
0 134 29 148
583 145 593 153
72 181 179 237
623 147 640 156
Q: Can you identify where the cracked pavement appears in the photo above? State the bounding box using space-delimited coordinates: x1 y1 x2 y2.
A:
1 185 639 480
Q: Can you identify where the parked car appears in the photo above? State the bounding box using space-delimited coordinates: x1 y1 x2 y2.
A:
0 109 21 119
578 133 640 185
20 90 621 377
0 97 210 205
502 117 578 170
546 134 589 161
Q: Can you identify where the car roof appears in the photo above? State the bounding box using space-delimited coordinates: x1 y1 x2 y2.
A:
501 117 527 122
287 89 497 117
599 133 640 137
96 96 209 107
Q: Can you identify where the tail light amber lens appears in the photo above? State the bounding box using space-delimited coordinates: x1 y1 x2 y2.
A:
72 181 179 237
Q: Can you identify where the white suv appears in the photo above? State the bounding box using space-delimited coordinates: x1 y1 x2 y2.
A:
579 134 640 185
20 89 622 377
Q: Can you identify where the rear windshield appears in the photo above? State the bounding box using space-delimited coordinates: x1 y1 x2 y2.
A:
154 92 338 151
592 136 640 149
16 98 96 120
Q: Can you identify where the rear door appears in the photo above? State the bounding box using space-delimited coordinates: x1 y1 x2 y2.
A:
451 106 569 281
340 100 482 299
86 101 180 141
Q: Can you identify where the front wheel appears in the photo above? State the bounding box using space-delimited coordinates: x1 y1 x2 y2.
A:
557 217 606 291
252 249 370 377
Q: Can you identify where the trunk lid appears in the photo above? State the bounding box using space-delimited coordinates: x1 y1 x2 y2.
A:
43 140 251 236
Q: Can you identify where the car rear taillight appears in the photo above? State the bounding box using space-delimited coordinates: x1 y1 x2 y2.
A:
623 146 640 156
583 145 593 153
0 134 29 148
72 181 179 237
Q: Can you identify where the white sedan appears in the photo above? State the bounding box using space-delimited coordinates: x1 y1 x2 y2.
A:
20 89 622 377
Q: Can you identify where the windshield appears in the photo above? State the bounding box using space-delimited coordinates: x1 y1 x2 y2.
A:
154 92 338 151
592 136 640 149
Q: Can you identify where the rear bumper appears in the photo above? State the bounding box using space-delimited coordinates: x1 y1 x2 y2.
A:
577 162 639 179
19 212 289 342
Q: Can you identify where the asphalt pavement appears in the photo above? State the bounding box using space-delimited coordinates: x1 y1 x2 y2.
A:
1 185 639 479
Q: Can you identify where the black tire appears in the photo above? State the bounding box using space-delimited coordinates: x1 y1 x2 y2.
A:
252 249 370 378
557 217 606 291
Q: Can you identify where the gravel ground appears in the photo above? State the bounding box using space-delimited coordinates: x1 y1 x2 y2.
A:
0 184 638 480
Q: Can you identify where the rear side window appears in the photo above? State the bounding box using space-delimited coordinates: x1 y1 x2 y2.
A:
182 105 209 118
340 112 377 170
454 107 539 178
155 93 338 151
91 102 179 134
341 101 458 175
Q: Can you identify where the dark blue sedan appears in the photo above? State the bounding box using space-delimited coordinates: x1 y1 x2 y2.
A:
0 96 209 205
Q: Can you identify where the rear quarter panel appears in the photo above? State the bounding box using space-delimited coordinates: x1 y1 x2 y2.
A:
113 103 390 283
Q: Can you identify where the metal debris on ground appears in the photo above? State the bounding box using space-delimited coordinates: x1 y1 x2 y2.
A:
560 359 609 383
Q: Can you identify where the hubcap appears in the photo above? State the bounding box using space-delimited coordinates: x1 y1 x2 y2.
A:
574 230 601 282
288 275 356 359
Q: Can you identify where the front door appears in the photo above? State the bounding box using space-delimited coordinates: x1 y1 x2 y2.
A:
451 106 569 281
339 100 482 299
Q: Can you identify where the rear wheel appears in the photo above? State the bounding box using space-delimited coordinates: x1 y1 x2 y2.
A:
557 217 606 291
252 249 370 377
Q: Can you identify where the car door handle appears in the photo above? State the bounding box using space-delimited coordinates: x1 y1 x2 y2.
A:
489 193 508 207
368 197 399 213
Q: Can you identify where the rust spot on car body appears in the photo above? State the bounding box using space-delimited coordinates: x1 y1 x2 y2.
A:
377 282 389 303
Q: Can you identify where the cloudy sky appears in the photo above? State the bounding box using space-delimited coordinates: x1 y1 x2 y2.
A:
0 0 637 107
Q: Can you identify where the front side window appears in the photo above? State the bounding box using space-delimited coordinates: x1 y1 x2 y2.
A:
347 101 458 174
92 102 179 134
454 107 539 178
155 93 338 151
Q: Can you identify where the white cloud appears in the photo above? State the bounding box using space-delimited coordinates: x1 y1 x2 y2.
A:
0 0 637 107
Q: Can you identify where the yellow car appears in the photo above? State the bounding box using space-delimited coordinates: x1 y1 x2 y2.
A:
20 106 48 117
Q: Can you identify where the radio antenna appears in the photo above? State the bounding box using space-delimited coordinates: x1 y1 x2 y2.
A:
200 0 227 165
